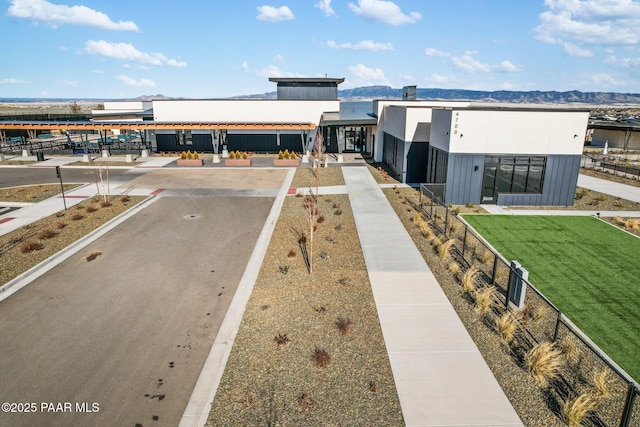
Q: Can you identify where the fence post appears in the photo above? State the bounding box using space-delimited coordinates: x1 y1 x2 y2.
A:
553 310 562 342
462 227 467 258
491 256 498 285
444 208 449 237
620 382 638 427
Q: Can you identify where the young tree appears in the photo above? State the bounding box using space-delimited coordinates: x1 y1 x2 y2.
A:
312 129 325 197
69 101 82 114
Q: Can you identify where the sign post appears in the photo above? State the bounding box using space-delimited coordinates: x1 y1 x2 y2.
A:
56 166 67 210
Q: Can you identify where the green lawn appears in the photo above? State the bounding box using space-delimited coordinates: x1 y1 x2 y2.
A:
463 215 640 381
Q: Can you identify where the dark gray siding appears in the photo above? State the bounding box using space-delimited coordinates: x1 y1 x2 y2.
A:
406 142 429 183
277 84 338 100
497 155 581 206
382 132 405 181
444 154 485 205
227 134 301 153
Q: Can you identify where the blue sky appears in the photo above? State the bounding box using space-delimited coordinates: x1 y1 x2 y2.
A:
2 0 640 99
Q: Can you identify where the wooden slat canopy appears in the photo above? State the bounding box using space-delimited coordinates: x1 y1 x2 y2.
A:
0 121 317 130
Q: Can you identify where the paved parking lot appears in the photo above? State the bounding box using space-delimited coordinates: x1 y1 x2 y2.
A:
0 194 275 426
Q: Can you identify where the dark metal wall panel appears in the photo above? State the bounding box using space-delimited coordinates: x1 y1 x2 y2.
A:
382 132 404 180
406 142 429 183
191 134 212 152
444 153 484 205
227 133 301 153
156 133 180 152
277 86 338 100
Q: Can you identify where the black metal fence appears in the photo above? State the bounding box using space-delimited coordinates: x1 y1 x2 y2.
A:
417 184 639 427
582 154 640 180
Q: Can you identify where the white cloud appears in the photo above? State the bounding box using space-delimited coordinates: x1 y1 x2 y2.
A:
348 0 421 25
425 48 449 57
591 72 624 86
398 73 415 81
8 0 138 31
137 65 150 70
348 63 387 82
326 40 392 51
273 54 285 63
256 65 306 78
1 77 28 84
241 61 250 72
256 5 295 22
116 74 156 87
533 0 640 55
496 60 522 72
315 0 336 16
450 51 491 73
562 42 593 57
425 74 455 85
84 40 187 67
91 69 104 74
605 55 640 72
59 45 68 51
61 80 79 86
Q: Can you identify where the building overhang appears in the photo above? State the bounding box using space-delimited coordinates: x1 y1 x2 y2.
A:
0 121 317 131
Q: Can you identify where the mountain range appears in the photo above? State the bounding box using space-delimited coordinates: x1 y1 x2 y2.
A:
236 85 640 105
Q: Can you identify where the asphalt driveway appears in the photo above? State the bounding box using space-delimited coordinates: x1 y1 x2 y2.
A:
0 195 274 426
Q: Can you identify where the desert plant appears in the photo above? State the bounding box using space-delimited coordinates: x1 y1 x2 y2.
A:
526 341 563 386
317 215 325 224
186 150 193 159
287 249 296 258
37 229 57 240
474 286 496 316
613 216 625 226
465 202 475 208
70 213 83 220
448 262 461 276
274 333 290 347
625 218 640 230
193 151 199 159
337 277 349 286
277 150 284 159
85 205 97 213
120 195 130 203
559 335 581 366
439 238 455 260
496 311 519 343
242 151 248 159
55 221 67 229
590 369 611 401
278 265 289 275
412 212 421 223
462 268 479 293
312 348 331 368
531 305 549 325
336 317 353 336
297 393 315 412
481 250 493 266
20 240 43 253
180 151 187 159
100 200 112 208
283 149 290 159
334 209 342 215
562 393 596 427
419 221 433 239
229 151 236 159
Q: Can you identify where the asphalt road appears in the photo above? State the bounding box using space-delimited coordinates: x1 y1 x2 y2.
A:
0 195 274 426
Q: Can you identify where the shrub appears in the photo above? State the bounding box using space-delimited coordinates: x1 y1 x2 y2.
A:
120 195 130 203
193 151 199 159
481 250 493 266
613 216 625 226
312 348 331 368
287 249 296 258
465 202 475 208
590 369 611 401
229 151 236 159
71 213 83 221
474 286 496 316
559 335 581 365
297 393 315 412
439 238 455 260
283 149 290 159
55 221 67 229
412 212 421 223
100 200 112 208
448 262 460 276
334 209 342 215
278 150 284 159
531 305 549 325
37 229 57 239
317 215 325 224
526 342 563 386
85 205 97 213
462 268 479 293
180 151 187 159
274 333 290 347
20 240 43 253
186 150 193 159
625 218 640 230
242 151 248 159
496 311 519 343
336 317 353 336
562 393 596 427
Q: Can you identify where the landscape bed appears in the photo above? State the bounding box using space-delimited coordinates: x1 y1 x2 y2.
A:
462 214 640 382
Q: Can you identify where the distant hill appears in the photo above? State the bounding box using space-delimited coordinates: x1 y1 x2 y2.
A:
335 86 640 104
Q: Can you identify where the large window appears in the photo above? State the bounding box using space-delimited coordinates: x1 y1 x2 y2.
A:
485 156 546 194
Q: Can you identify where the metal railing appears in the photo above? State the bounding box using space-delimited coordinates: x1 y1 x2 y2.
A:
417 184 640 427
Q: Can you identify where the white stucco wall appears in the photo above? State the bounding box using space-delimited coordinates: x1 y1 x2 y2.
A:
151 99 338 124
431 108 589 155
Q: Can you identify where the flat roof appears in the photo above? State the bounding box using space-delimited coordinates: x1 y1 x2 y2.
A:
269 77 345 84
433 105 591 113
0 121 316 130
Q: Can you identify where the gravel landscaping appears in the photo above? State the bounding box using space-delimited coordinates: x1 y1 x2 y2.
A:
207 167 403 426
0 184 80 203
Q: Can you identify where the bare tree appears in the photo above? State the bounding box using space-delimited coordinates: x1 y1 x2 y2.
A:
69 101 82 114
312 129 325 197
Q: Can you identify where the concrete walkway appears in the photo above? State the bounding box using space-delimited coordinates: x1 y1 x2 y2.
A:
343 167 523 426
578 173 640 203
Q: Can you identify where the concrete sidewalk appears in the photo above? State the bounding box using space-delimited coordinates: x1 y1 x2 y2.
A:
578 173 640 203
343 166 522 426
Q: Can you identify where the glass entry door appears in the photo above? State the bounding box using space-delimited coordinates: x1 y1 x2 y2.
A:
481 165 497 204
345 130 356 151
